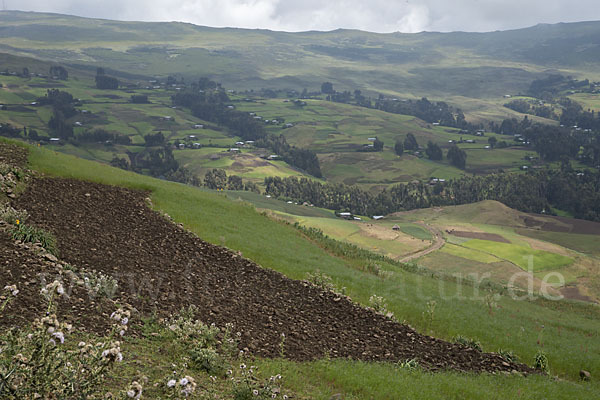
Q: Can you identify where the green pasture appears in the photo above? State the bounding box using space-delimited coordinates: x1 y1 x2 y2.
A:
463 239 574 272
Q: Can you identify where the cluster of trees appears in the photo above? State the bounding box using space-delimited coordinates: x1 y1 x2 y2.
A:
109 132 201 183
358 138 384 152
528 74 592 101
130 94 149 104
110 146 198 185
325 89 373 108
264 169 600 222
37 89 78 140
447 145 467 169
49 66 68 80
504 99 556 119
143 132 166 147
375 97 473 130
95 68 119 90
394 140 404 155
0 123 22 138
490 116 600 165
560 100 600 131
394 134 467 168
425 141 443 160
203 168 260 192
172 81 322 177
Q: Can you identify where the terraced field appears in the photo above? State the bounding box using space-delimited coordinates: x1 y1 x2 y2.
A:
387 201 600 301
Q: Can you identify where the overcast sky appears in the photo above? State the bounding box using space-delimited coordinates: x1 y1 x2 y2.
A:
6 0 600 33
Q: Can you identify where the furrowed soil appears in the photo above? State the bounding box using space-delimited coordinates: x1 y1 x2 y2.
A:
523 214 600 235
449 231 510 243
5 157 535 374
0 232 116 333
0 142 28 167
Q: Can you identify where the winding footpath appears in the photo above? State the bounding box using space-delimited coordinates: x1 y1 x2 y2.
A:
398 222 445 263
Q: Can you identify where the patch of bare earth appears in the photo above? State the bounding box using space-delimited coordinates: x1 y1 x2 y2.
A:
448 231 510 243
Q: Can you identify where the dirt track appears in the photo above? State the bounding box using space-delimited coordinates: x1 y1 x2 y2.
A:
2 152 534 374
398 223 445 263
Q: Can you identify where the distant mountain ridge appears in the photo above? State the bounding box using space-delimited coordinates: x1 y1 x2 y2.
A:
0 10 599 102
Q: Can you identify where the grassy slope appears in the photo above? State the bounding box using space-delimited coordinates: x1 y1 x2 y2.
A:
10 139 597 398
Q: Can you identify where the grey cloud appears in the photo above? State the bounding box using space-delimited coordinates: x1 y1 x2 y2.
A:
6 0 600 33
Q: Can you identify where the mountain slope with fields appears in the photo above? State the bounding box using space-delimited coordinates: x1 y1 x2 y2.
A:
1 11 600 107
1 10 600 398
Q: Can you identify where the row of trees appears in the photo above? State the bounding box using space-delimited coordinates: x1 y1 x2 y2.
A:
74 129 131 145
264 169 600 222
320 83 481 132
203 168 260 192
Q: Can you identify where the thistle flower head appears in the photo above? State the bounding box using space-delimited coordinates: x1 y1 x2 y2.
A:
52 331 65 344
126 381 142 399
3 284 18 296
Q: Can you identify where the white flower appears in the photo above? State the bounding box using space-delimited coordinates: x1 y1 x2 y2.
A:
179 377 189 386
126 390 135 398
53 332 65 344
167 379 176 388
116 352 123 362
3 285 18 296
56 285 64 295
253 389 259 396
102 350 109 358
121 317 129 325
